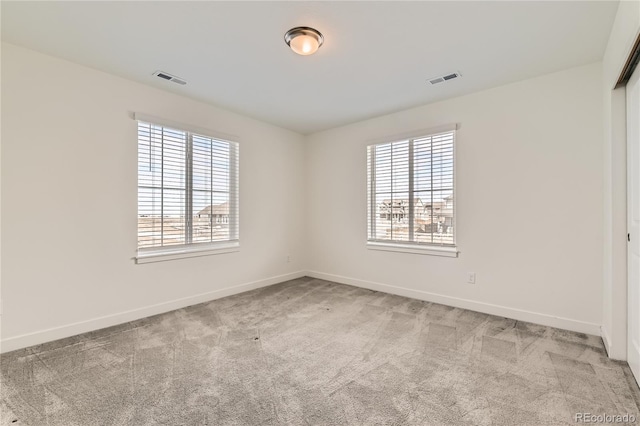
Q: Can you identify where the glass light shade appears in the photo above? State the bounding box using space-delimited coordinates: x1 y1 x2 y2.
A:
284 27 324 56
289 35 320 56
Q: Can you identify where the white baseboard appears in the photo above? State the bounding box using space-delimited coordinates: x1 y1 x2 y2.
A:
601 325 627 361
602 325 612 357
0 271 306 354
1 270 604 354
307 270 602 336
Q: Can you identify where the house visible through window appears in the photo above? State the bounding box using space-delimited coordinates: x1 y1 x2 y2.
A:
367 128 455 248
137 120 239 255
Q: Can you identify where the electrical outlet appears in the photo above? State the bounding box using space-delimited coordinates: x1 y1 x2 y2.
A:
467 272 476 284
286 255 291 263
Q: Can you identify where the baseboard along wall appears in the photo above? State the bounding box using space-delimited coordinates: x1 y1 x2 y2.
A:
0 271 306 353
1 270 603 353
306 271 602 337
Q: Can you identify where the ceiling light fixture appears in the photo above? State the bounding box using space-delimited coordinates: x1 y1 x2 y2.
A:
284 27 324 56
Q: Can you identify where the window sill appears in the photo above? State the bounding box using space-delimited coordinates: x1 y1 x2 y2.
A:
135 243 240 264
367 242 458 257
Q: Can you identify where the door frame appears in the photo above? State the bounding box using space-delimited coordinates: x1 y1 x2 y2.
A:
627 62 640 381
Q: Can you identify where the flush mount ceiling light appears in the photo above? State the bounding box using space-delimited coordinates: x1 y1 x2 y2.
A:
284 27 324 56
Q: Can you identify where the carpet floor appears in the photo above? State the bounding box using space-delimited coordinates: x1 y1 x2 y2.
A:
2 277 640 425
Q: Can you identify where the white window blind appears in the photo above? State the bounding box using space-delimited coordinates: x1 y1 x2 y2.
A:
137 120 239 254
367 129 455 247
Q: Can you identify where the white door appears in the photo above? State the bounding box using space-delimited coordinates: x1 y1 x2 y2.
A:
628 63 640 381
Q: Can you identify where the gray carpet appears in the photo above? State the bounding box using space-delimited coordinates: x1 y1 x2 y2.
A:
2 277 639 425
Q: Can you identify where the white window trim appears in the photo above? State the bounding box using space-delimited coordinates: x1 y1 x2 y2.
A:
366 241 458 257
132 113 239 143
366 123 459 256
135 241 240 264
364 123 458 146
134 113 240 264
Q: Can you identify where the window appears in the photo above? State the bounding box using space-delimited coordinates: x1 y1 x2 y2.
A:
367 127 456 254
136 118 239 261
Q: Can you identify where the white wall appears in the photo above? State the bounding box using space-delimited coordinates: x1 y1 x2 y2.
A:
0 43 306 352
0 42 613 352
0 39 4 353
602 0 640 360
306 63 604 334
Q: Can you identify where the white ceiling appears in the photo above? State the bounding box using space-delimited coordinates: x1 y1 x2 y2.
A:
1 1 619 134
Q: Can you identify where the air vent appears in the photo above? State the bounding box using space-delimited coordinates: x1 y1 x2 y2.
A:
153 71 187 85
428 72 461 85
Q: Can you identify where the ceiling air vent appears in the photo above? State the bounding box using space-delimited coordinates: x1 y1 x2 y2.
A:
428 72 461 85
152 71 187 85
